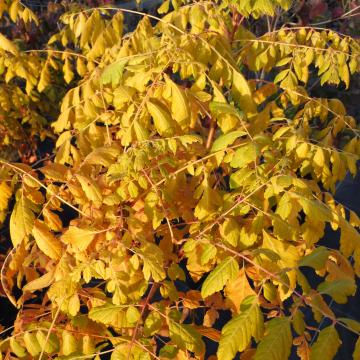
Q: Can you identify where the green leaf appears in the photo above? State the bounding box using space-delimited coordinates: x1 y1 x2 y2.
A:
10 338 27 358
36 330 60 354
169 321 205 355
201 257 239 298
209 101 243 118
144 311 163 337
230 143 259 168
23 332 41 356
254 317 292 360
211 130 246 152
159 344 178 359
218 296 264 360
337 318 360 333
299 247 330 270
310 326 341 360
317 278 356 304
101 59 127 87
200 243 217 265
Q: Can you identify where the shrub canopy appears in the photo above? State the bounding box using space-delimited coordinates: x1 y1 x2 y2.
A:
0 0 360 359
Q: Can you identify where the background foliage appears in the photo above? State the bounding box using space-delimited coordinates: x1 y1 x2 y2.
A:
0 0 360 359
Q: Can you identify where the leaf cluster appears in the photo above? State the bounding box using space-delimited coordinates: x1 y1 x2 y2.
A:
0 1 360 359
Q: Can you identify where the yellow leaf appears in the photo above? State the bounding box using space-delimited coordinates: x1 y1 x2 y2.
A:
232 70 257 115
261 231 299 300
0 33 18 55
165 76 190 128
313 148 325 168
68 293 80 316
63 57 74 84
61 226 96 251
296 142 309 159
76 57 87 77
134 120 150 141
0 181 12 211
61 330 78 356
220 218 240 247
9 0 19 23
146 98 175 137
37 64 50 92
43 208 63 232
32 220 62 260
10 194 36 247
158 0 170 14
76 174 102 203
23 269 55 292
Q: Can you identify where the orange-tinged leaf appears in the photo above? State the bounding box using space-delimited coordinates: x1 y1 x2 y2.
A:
195 326 221 342
203 308 219 327
225 268 255 313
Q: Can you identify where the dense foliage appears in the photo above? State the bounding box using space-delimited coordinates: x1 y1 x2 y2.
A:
0 0 360 359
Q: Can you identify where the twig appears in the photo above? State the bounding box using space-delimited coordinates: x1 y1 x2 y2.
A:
127 282 160 360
